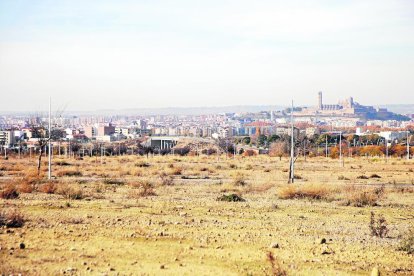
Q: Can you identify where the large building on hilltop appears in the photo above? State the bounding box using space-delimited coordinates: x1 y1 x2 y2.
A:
296 92 406 121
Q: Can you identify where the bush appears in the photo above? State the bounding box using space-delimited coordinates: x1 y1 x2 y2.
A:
174 147 190 156
370 174 381 179
56 169 82 177
0 209 25 228
266 251 287 276
39 182 57 194
103 178 125 185
232 173 247 186
135 161 151 167
56 184 84 200
0 184 19 199
343 186 385 207
129 180 156 197
55 161 71 166
243 150 257 157
159 174 174 186
170 167 183 175
398 229 414 254
278 184 332 200
370 212 388 238
217 194 245 202
17 182 35 193
357 175 369 180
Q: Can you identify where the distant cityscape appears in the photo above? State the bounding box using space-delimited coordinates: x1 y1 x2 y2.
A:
0 92 413 155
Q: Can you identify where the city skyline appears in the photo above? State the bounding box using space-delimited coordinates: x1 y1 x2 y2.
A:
1 1 414 111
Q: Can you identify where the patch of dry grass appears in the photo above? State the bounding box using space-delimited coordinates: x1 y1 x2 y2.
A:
0 183 19 199
56 168 82 177
0 208 25 228
56 184 84 200
278 183 334 200
342 185 386 207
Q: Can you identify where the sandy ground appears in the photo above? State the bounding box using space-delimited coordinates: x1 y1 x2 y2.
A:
1 155 413 275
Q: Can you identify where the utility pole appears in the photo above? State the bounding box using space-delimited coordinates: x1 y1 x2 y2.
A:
339 131 343 167
48 96 52 180
407 131 410 160
385 138 389 163
289 100 295 184
325 135 328 158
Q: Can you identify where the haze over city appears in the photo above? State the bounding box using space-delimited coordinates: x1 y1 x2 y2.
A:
1 0 414 112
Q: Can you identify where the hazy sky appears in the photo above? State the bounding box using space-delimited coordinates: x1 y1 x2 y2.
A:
0 0 413 111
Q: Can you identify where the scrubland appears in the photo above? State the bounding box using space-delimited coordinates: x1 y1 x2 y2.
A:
1 154 414 275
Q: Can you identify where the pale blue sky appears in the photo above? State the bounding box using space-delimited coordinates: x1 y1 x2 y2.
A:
0 0 413 111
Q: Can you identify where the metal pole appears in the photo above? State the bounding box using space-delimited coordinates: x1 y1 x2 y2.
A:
339 131 343 167
48 96 52 180
407 131 410 160
289 100 295 184
325 135 328 158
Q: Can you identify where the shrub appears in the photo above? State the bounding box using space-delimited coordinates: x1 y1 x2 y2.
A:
232 173 247 186
0 209 25 228
170 167 183 175
129 180 156 197
229 164 237 169
0 183 19 199
55 161 71 166
338 175 350 180
398 229 414 254
174 147 190 156
343 186 385 207
103 178 125 185
243 150 257 157
135 161 150 167
370 212 388 238
56 184 84 200
217 194 245 202
266 251 287 276
159 174 174 186
56 169 82 177
357 175 369 179
370 174 381 179
39 182 57 194
278 184 332 200
17 182 35 193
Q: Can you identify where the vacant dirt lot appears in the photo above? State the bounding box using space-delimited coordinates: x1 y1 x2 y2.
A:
1 155 414 275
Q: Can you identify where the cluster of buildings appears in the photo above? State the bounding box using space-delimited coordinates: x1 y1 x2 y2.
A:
1 93 413 149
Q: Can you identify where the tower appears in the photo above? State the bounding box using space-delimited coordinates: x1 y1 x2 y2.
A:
318 91 323 110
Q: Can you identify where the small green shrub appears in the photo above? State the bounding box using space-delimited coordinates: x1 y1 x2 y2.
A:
217 194 245 202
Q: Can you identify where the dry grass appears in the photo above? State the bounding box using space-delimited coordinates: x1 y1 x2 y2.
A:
55 184 84 200
38 181 58 194
0 183 19 199
278 183 334 200
232 173 247 186
0 208 25 228
128 180 157 198
1 155 413 274
342 185 386 207
266 251 287 276
56 169 83 177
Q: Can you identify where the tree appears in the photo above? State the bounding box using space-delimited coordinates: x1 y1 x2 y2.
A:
268 134 280 144
257 135 268 147
31 126 49 176
269 141 287 160
242 137 251 145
